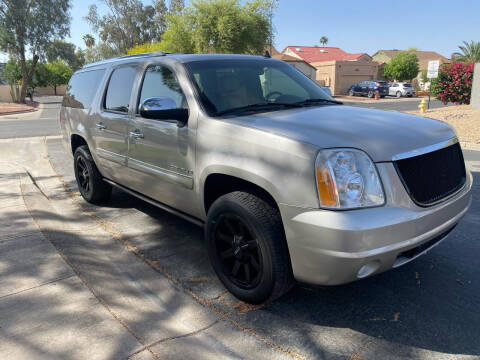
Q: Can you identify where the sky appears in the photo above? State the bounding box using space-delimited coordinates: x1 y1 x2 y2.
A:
1 0 479 61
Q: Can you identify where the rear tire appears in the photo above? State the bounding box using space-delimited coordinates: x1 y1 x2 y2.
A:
74 145 112 204
348 89 354 96
367 90 374 98
206 191 294 304
396 91 402 98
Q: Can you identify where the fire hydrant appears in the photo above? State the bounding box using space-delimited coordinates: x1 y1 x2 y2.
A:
375 90 380 100
418 98 427 114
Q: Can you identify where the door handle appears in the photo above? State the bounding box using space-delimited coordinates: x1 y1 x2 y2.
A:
96 123 106 130
129 130 144 139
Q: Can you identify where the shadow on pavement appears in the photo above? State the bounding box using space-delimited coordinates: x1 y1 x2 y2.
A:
46 136 480 358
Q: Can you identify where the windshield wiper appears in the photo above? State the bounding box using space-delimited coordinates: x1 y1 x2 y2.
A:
295 98 343 106
215 102 303 116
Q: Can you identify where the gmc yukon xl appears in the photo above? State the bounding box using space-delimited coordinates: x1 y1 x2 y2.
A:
60 52 472 303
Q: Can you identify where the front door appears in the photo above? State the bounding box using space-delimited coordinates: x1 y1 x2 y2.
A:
126 64 197 216
92 65 138 182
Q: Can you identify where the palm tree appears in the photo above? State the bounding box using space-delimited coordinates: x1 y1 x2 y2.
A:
83 34 95 49
320 36 328 47
453 40 480 63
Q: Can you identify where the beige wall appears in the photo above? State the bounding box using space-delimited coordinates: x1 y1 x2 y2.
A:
288 61 317 80
312 60 379 95
0 85 10 102
0 85 66 102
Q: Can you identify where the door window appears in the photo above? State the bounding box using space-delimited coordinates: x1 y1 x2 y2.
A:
138 65 186 111
104 66 137 113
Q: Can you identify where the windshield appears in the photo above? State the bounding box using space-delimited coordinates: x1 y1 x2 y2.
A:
185 59 336 116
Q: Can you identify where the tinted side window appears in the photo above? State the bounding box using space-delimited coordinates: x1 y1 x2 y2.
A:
63 69 105 109
104 66 137 113
138 65 185 110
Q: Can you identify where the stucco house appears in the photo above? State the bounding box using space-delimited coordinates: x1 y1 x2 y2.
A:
372 49 450 88
272 53 317 81
282 46 379 95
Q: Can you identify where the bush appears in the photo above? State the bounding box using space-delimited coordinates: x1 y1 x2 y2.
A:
383 51 419 81
435 62 474 105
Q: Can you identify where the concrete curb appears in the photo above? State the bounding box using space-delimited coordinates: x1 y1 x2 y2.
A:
0 107 38 116
460 142 480 151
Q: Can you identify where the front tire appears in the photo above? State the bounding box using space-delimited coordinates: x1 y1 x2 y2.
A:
348 89 354 96
367 90 374 98
206 191 294 304
396 91 402 98
74 145 112 204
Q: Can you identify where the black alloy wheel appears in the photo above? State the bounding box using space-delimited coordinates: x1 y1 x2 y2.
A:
206 191 294 304
213 213 263 289
76 156 91 194
74 145 112 204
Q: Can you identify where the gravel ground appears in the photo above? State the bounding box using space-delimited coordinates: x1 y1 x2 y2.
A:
406 105 480 145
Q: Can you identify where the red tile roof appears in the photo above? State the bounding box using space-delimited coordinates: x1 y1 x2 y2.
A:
283 46 368 63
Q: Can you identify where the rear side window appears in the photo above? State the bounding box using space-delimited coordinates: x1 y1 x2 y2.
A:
403 83 413 87
63 69 105 109
104 66 137 113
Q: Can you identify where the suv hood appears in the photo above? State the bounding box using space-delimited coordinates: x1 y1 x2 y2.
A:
229 105 456 162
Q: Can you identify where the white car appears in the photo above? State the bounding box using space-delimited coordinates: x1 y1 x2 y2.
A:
389 82 415 97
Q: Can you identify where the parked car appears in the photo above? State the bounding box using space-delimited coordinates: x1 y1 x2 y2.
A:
389 82 415 97
60 53 472 304
348 80 388 98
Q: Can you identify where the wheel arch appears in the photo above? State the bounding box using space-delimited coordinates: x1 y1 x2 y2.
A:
202 169 281 216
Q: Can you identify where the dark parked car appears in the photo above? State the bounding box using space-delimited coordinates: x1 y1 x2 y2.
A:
348 80 388 98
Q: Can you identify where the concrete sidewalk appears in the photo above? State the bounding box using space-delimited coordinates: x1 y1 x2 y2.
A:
0 137 294 360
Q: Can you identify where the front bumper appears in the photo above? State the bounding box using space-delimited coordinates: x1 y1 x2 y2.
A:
280 162 473 285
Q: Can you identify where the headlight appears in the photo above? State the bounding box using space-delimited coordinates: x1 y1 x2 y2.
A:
315 149 385 209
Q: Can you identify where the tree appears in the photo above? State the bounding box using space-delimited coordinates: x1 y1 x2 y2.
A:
127 42 163 55
83 42 118 64
383 51 419 81
453 40 480 63
2 59 48 101
45 60 73 95
159 0 275 55
320 36 328 47
85 0 169 55
83 34 95 48
0 0 71 103
45 40 85 71
169 0 184 14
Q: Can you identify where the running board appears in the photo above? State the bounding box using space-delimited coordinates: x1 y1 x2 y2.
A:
103 178 204 228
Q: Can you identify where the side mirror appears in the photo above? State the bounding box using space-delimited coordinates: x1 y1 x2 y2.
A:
139 97 188 125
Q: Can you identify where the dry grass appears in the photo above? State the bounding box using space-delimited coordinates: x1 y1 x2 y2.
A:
406 105 480 144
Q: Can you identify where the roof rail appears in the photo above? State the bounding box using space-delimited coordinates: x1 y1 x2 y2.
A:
82 51 168 69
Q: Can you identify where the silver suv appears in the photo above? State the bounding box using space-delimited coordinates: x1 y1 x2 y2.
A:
389 82 415 97
60 53 472 303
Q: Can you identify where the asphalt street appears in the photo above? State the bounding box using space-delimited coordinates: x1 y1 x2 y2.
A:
1 97 479 359
344 98 450 112
0 96 61 138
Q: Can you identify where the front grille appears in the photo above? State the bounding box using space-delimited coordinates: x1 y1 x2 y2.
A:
394 142 466 206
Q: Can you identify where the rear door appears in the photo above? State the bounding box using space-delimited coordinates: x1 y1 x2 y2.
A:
91 65 139 183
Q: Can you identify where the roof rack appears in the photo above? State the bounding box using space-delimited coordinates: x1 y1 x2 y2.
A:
83 51 168 68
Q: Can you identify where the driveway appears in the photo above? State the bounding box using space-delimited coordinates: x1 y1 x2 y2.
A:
1 99 479 359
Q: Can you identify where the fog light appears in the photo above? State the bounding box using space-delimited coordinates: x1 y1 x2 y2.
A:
357 260 381 278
